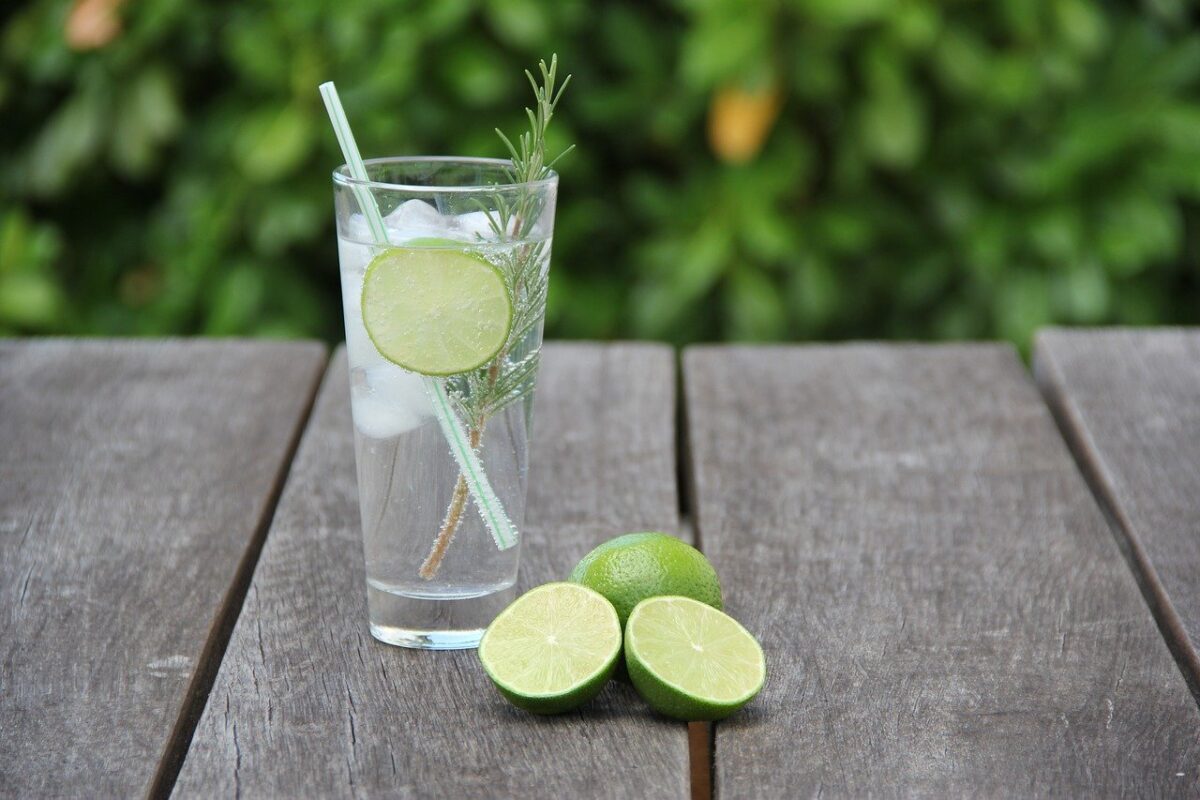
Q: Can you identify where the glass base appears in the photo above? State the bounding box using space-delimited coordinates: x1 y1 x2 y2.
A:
366 582 516 650
369 623 485 650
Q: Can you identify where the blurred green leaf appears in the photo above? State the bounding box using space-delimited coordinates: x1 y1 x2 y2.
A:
0 271 64 328
726 267 785 340
25 80 108 196
678 222 735 297
1053 260 1110 322
890 3 941 50
1029 206 1083 262
2 3 73 83
795 0 896 29
0 208 61 271
233 105 315 183
983 55 1040 109
422 0 475 35
897 255 950 307
810 206 874 256
0 208 65 329
995 270 1052 346
442 42 512 107
680 9 769 88
738 203 798 262
486 0 550 48
253 197 322 255
790 44 843 100
1097 194 1182 276
631 278 687 338
787 255 840 329
1054 0 1108 56
205 263 265 335
932 29 990 96
858 80 925 169
111 65 182 177
222 12 289 88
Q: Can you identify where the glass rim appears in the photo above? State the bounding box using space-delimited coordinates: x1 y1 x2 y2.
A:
332 156 558 194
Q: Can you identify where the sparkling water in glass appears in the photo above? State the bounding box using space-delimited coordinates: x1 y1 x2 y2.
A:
333 158 556 649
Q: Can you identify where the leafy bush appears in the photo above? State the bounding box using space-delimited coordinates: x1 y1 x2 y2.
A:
2 0 1199 347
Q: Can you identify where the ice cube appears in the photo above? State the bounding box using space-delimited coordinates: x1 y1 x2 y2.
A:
343 213 372 243
455 210 502 240
350 364 432 439
337 242 387 371
458 210 524 241
338 239 373 287
344 317 385 372
385 199 451 242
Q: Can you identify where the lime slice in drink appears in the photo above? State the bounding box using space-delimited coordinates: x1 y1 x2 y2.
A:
479 582 622 714
625 595 766 721
361 246 512 376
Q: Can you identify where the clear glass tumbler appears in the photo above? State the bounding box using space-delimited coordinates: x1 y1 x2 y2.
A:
333 157 557 649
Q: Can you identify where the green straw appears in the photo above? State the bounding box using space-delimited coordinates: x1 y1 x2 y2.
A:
319 83 389 244
318 81 517 551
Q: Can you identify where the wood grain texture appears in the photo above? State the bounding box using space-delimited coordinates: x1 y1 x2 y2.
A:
1035 328 1200 689
174 343 690 799
683 344 1200 798
0 339 326 798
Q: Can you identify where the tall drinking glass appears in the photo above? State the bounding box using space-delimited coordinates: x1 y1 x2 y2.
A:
333 157 557 649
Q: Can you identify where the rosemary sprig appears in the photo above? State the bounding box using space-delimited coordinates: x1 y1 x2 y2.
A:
497 58 573 196
421 56 571 579
446 57 571 425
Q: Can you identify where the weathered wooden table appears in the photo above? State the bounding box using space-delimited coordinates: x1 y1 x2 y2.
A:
3 332 1199 798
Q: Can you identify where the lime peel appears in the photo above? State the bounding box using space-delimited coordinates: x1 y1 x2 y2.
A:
568 532 723 626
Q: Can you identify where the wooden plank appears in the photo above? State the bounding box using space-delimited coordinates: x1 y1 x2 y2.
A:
683 344 1200 797
0 339 326 798
174 343 690 799
1035 328 1200 688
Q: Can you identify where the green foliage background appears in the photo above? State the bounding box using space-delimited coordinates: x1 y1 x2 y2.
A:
2 0 1199 346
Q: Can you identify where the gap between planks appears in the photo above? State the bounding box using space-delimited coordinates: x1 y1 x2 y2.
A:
678 344 714 800
146 349 329 800
688 721 714 800
680 517 714 800
1034 353 1200 709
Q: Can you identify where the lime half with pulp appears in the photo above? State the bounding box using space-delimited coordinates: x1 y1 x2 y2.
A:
625 595 765 721
361 245 512 376
479 582 622 714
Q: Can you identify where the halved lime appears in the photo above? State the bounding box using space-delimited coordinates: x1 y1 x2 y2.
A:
479 582 622 714
361 246 512 376
625 595 765 721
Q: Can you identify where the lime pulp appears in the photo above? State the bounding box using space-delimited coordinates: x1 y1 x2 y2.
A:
361 245 513 376
479 582 622 714
625 595 765 721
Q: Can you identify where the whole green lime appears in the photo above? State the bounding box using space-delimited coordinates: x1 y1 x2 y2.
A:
568 532 722 626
